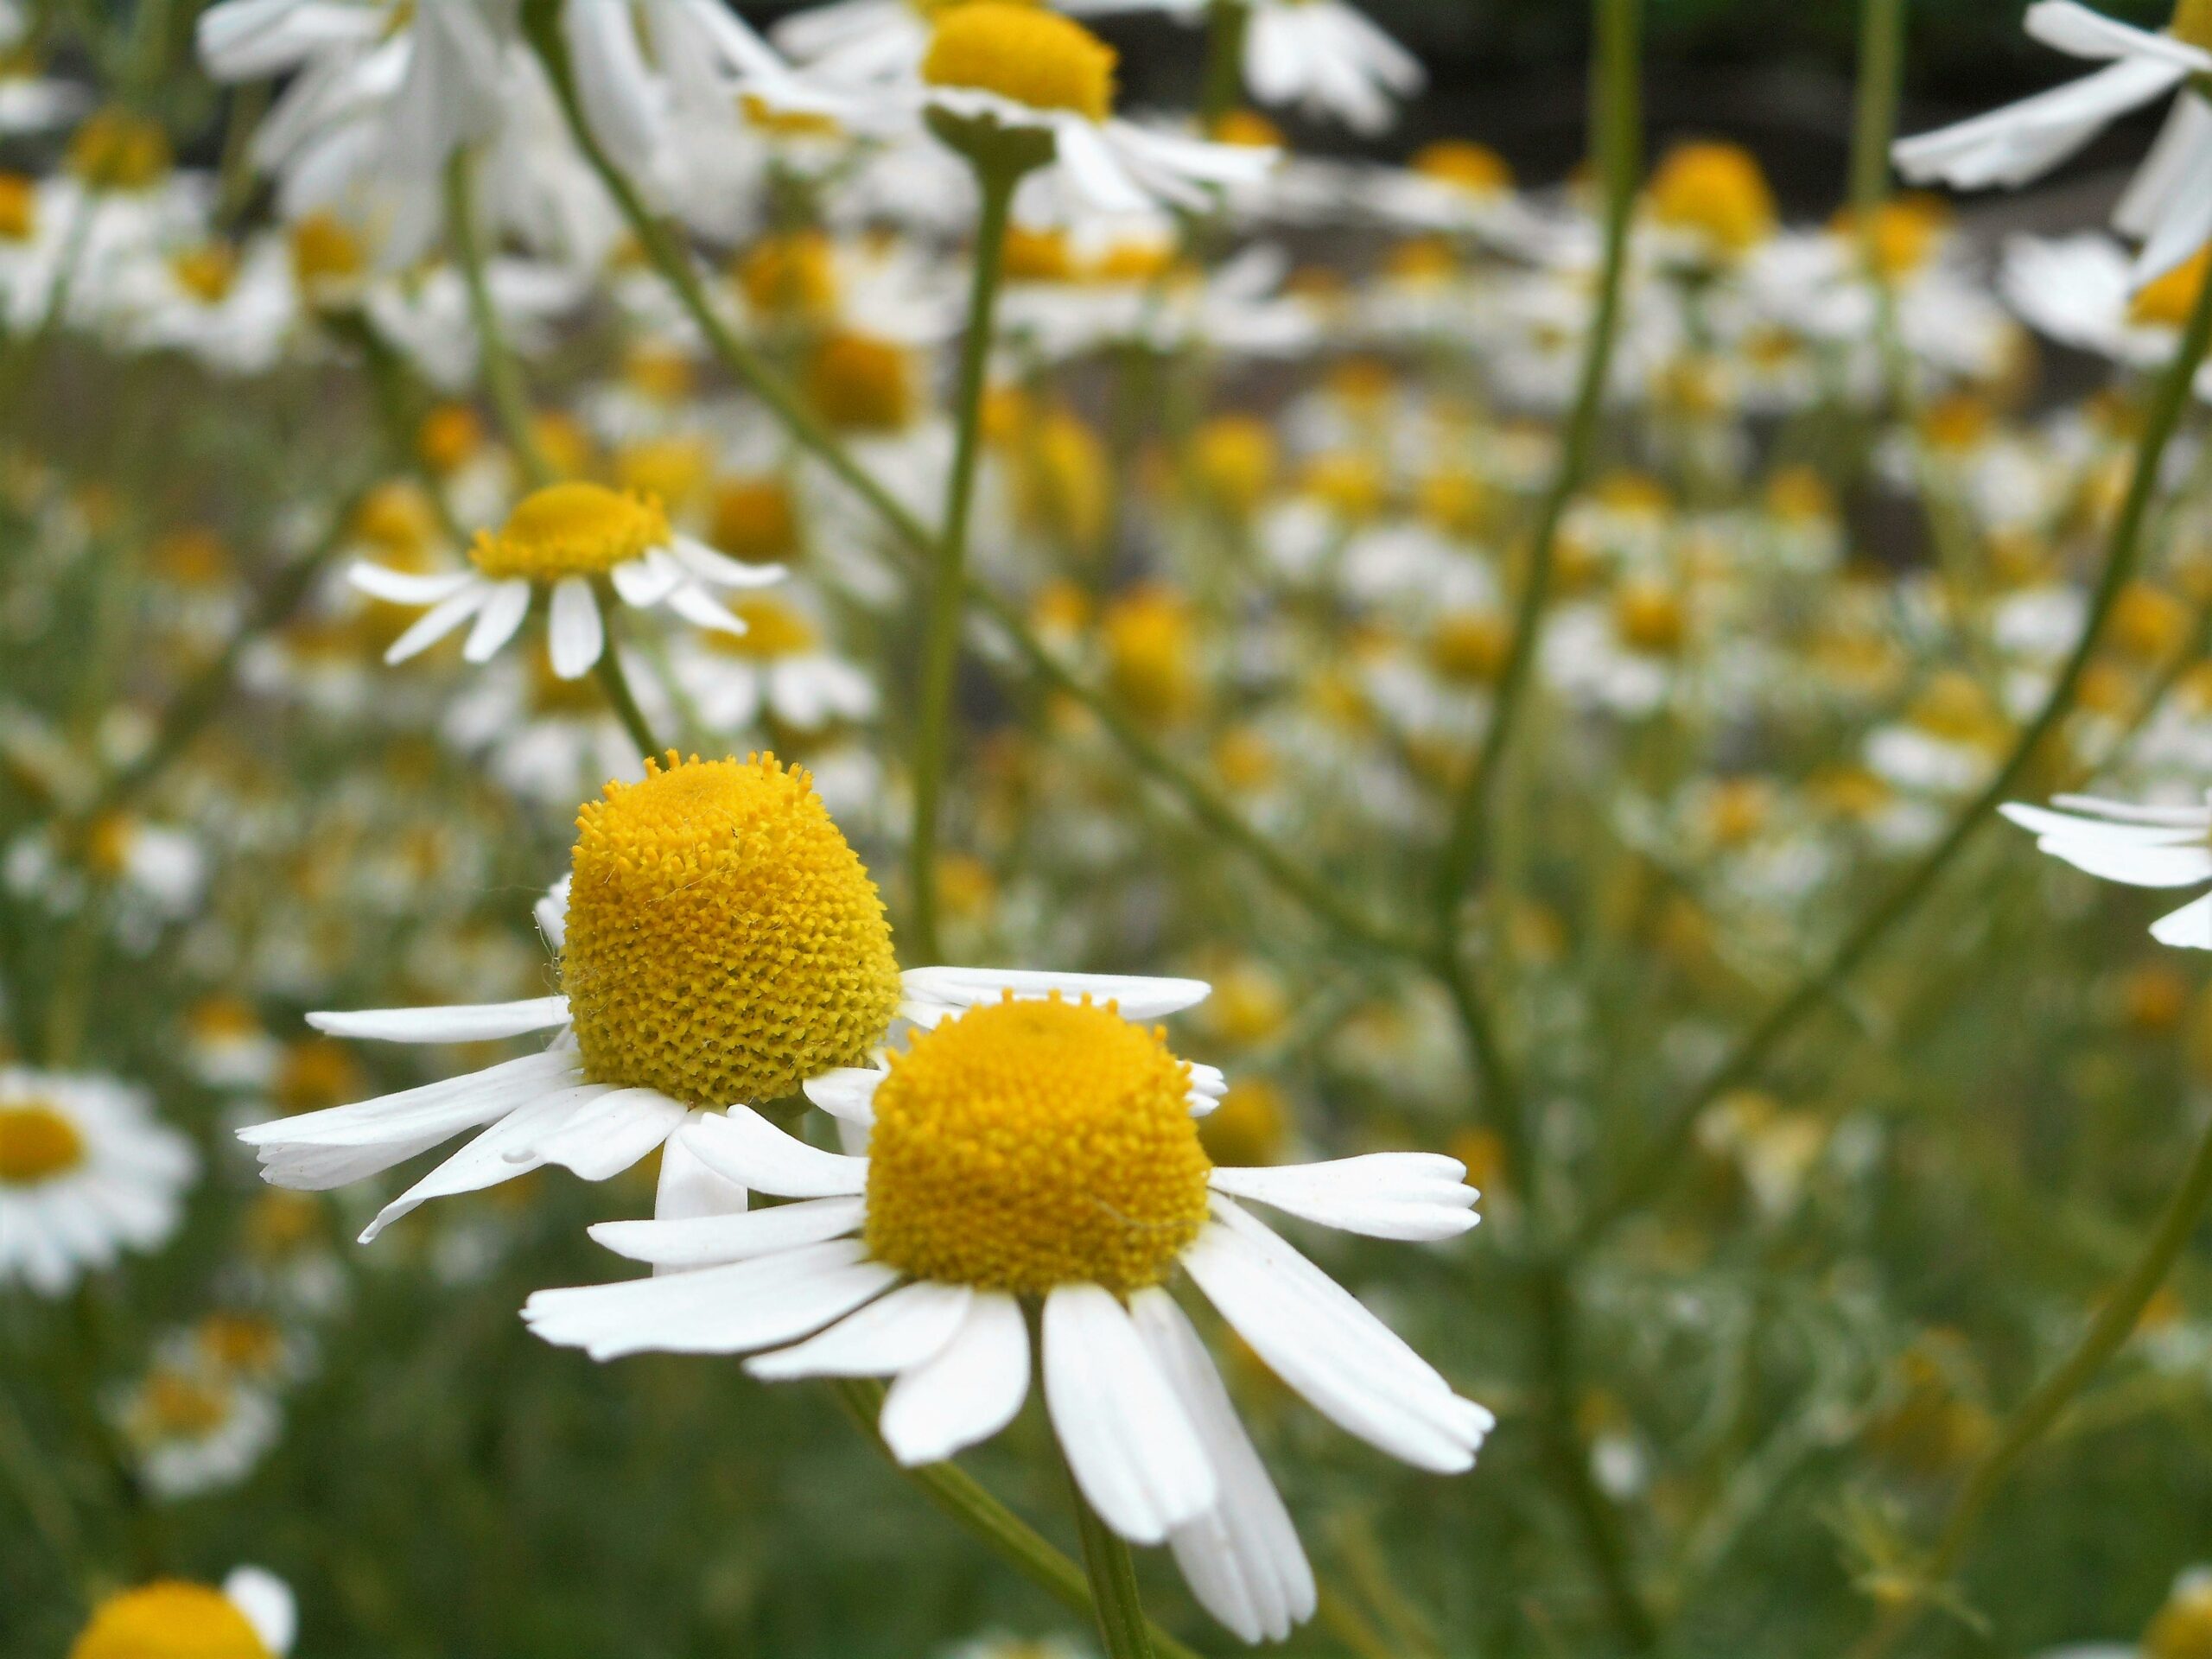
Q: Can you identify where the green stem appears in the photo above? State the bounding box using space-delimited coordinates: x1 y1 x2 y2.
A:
588 582 665 760
1846 1102 2212 1659
1062 1446 1159 1659
1431 0 1642 945
0 1371 91 1598
1578 233 2212 1251
830 1380 1199 1659
447 147 554 487
910 160 1021 963
1848 0 1906 221
1199 0 1251 128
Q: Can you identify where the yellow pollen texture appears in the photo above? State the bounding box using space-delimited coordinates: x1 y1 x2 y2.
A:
561 754 902 1106
923 3 1117 122
864 996 1213 1295
471 482 670 582
70 1583 270 1659
0 1103 86 1184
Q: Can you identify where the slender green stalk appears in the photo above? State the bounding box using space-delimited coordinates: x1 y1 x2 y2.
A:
587 580 665 760
1848 0 1906 221
910 158 1023 963
0 1373 91 1596
1431 0 1642 943
447 147 554 487
1578 239 2212 1250
1846 1102 2212 1659
1063 1452 1159 1659
830 1381 1201 1659
1199 0 1251 127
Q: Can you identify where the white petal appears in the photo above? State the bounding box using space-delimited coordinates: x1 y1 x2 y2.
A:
2114 90 2212 237
2025 0 2212 70
2052 791 2212 825
652 1125 747 1223
384 582 491 664
747 1281 972 1380
359 1083 613 1241
1209 1154 1480 1242
461 579 532 662
222 1569 296 1658
671 535 787 588
530 1089 690 1180
548 575 606 678
664 580 747 635
307 997 572 1043
879 1291 1032 1465
2152 891 2212 949
803 1066 887 1124
2134 142 2212 287
1130 1289 1315 1644
611 553 683 607
683 1107 870 1197
1891 57 2180 188
1185 1063 1227 1117
1183 1200 1492 1473
899 965 1211 1020
589 1195 868 1268
1043 1283 1217 1544
2035 836 2212 887
346 563 474 604
523 1237 896 1361
1999 803 2205 844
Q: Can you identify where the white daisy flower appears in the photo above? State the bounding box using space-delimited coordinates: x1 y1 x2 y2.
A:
1891 0 2212 286
668 592 880 734
911 3 1276 217
2001 231 2212 396
238 754 1213 1242
2003 791 2212 947
69 1568 296 1659
351 480 785 680
0 1068 197 1296
111 1361 283 1501
525 993 1487 1645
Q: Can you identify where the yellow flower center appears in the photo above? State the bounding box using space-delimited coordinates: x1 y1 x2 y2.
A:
710 476 802 564
560 754 902 1106
1909 671 2001 743
707 594 819 658
2172 0 2212 53
2149 1578 2212 1659
1103 585 1198 723
736 231 842 318
1918 391 1991 453
150 528 231 586
70 1583 270 1659
0 173 36 241
1003 225 1077 281
922 3 1117 122
864 997 1212 1294
353 481 439 557
1210 109 1283 148
614 437 712 512
2112 580 2190 661
1765 464 1835 524
1191 415 1277 517
1427 607 1512 685
806 333 918 432
198 1313 283 1376
170 244 239 304
0 1103 86 1185
1412 139 1512 196
134 1370 233 1439
1612 579 1687 655
67 109 173 192
1302 450 1386 520
469 482 669 582
1649 141 1775 255
1009 409 1109 550
1833 194 1949 278
289 212 365 296
2130 245 2212 329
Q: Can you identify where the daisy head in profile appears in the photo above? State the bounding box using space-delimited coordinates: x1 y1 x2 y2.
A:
350 480 787 681
0 1068 196 1297
238 753 1213 1243
525 991 1490 1645
68 1568 293 1659
910 3 1276 213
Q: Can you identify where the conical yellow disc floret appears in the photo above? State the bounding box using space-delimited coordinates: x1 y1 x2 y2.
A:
471 483 671 583
864 996 1213 1294
560 754 902 1106
0 1103 85 1185
923 3 1117 122
71 1584 270 1659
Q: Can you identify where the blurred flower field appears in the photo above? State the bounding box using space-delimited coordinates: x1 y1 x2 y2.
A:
10 1 2212 1656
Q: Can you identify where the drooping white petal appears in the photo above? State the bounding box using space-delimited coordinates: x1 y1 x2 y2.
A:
2134 144 2212 287
222 1567 296 1658
307 997 572 1043
1129 1289 1315 1644
2024 0 2212 70
462 578 531 662
384 581 492 664
359 1081 614 1242
2034 836 2212 888
1891 57 2181 190
589 1195 868 1268
1209 1154 1480 1242
1183 1199 1492 1474
747 1281 971 1380
899 965 1211 1022
652 1125 747 1223
2052 791 2212 825
346 562 474 605
1042 1283 1217 1544
2114 89 2212 238
2152 891 2212 949
663 580 748 635
528 1088 690 1180
683 1107 871 1197
671 534 788 588
523 1237 897 1360
879 1290 1031 1465
548 575 606 678
1185 1063 1227 1116
1999 803 2206 845
611 552 683 607
803 1066 887 1125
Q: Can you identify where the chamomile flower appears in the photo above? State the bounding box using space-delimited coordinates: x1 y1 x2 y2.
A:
238 753 1212 1241
912 4 1276 216
111 1355 284 1500
69 1570 296 1659
2003 791 2212 947
525 993 1487 1645
668 592 880 734
1892 0 2212 286
0 1069 197 1296
351 480 785 680
2003 233 2212 395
